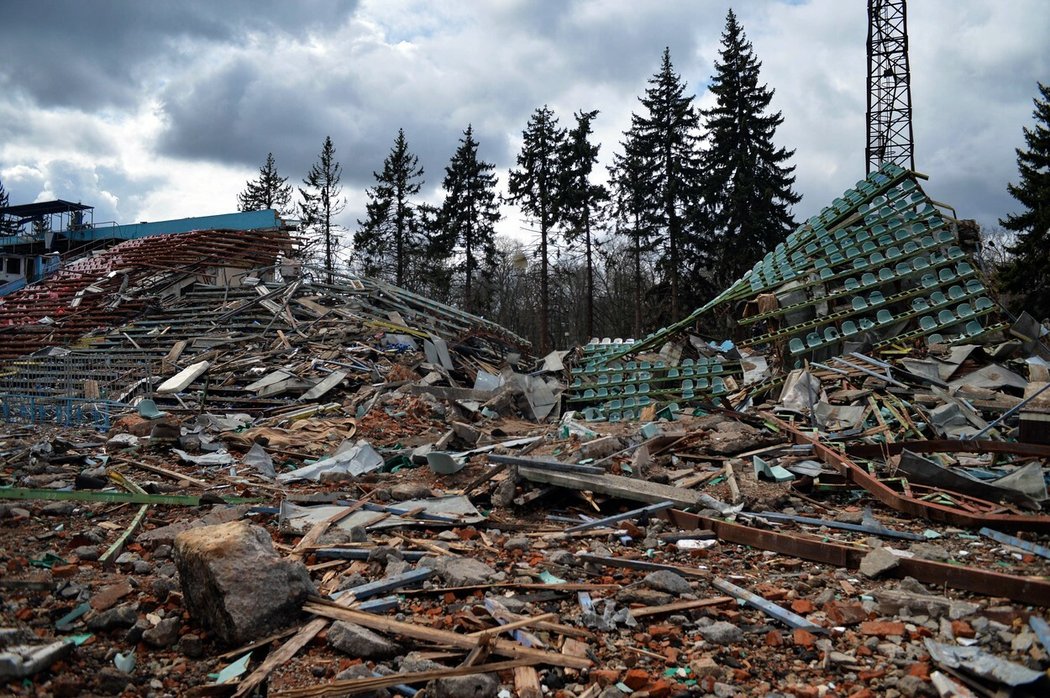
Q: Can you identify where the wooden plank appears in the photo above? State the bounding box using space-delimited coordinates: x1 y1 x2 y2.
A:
514 666 543 698
244 369 295 392
628 596 734 619
299 371 347 402
265 659 535 698
517 466 703 508
157 360 211 394
230 618 327 698
294 297 333 318
164 340 188 366
467 612 558 639
302 602 591 669
112 457 210 489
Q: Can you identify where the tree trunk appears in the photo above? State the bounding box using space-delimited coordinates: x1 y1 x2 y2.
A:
585 214 594 339
633 213 642 338
539 218 551 354
464 236 474 315
666 154 679 320
324 206 333 285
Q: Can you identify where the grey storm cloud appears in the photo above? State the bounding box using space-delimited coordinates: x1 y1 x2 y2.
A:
0 0 1047 233
0 0 360 110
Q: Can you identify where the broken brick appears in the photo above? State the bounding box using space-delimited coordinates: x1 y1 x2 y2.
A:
793 628 817 648
859 621 905 637
790 599 816 615
623 668 650 690
824 600 868 626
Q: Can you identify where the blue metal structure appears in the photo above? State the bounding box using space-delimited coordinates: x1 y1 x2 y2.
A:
65 209 284 242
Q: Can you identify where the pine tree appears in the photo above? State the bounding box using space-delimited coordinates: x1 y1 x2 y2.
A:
300 136 346 283
238 152 293 215
414 202 456 305
700 10 800 292
560 110 607 338
508 105 566 353
0 177 20 236
999 83 1050 319
440 125 501 313
631 48 705 319
354 129 426 289
608 127 659 337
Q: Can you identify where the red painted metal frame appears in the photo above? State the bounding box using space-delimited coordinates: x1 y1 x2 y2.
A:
848 439 1050 460
765 413 1050 533
663 509 1050 607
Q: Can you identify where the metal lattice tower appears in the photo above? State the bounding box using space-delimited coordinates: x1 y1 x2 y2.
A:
866 0 915 173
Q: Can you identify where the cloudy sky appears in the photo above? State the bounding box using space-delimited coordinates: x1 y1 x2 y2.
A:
1 0 1046 246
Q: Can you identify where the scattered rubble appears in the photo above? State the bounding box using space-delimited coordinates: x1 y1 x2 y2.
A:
1 166 1049 696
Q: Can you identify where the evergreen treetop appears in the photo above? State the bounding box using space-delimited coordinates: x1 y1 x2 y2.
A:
701 9 800 291
999 82 1050 317
508 105 566 353
238 152 293 215
300 136 346 281
0 177 21 235
354 129 426 288
440 124 501 313
631 47 705 318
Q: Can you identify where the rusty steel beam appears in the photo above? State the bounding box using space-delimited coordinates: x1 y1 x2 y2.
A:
663 509 1050 607
764 413 1050 533
848 439 1050 460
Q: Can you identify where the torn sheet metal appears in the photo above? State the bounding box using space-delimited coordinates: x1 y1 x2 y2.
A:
196 413 253 432
897 450 1042 510
276 439 383 482
924 639 1046 688
423 337 454 370
813 402 867 432
538 350 569 373
948 363 1028 392
741 355 769 386
242 443 276 479
279 495 484 533
933 345 982 381
778 370 823 416
900 358 946 384
473 370 503 392
172 448 234 467
513 374 559 421
987 461 1048 501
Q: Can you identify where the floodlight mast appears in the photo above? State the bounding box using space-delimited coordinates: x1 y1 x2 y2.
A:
866 0 915 173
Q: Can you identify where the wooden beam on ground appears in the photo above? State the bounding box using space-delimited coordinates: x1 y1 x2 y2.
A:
303 602 591 669
517 466 703 508
267 659 536 698
514 666 543 698
628 596 734 619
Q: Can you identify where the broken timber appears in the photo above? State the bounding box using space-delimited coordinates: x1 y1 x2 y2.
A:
517 466 705 509
302 601 591 669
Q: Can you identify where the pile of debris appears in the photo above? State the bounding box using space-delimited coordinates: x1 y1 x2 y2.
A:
2 168 1050 698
